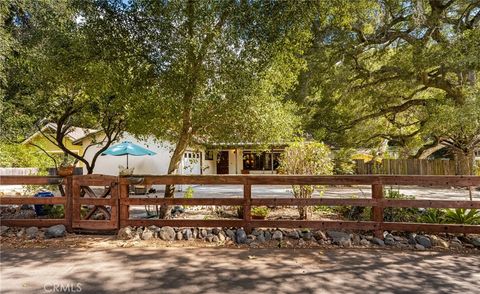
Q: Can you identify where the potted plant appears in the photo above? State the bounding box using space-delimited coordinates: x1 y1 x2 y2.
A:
57 155 78 177
251 206 270 220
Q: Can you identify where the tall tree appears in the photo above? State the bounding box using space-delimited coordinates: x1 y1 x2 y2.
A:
120 0 312 216
2 0 148 173
294 0 480 174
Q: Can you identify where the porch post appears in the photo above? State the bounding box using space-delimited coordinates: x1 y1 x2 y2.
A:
235 148 238 174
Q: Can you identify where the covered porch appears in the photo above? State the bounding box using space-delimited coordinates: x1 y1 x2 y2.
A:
205 142 288 175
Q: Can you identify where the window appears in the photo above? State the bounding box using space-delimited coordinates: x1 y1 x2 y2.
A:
205 151 214 160
242 151 282 171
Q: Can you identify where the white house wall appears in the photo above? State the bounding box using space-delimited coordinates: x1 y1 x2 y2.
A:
228 149 244 174
81 133 211 176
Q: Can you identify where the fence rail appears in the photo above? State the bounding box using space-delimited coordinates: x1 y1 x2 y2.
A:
1 174 479 237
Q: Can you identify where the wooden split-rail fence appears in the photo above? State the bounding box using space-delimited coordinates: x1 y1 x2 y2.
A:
0 174 479 238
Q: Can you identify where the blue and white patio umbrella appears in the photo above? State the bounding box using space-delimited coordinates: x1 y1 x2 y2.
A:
101 141 156 168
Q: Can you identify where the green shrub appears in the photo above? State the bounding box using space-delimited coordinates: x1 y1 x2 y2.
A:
184 187 194 199
333 148 356 175
335 189 419 222
251 206 270 217
43 205 65 219
444 208 480 225
418 208 445 223
383 188 418 222
278 140 333 220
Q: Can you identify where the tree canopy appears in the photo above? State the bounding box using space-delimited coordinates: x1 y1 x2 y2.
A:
293 0 480 173
1 0 149 173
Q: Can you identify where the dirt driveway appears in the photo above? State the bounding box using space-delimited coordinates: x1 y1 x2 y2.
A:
1 248 479 294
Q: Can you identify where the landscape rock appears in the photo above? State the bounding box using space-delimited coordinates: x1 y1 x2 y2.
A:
272 230 283 241
415 235 432 248
45 225 66 239
408 233 417 245
117 226 129 239
218 231 226 242
25 227 39 239
135 227 143 239
338 238 351 248
352 234 361 245
451 237 462 244
206 234 215 242
16 228 25 238
429 235 448 248
327 231 351 243
212 228 221 235
313 230 327 241
158 226 175 241
246 235 256 244
236 229 247 244
141 228 154 240
0 226 9 236
298 239 306 247
257 234 266 243
470 237 480 248
206 234 219 242
183 229 193 240
301 231 312 240
252 229 263 236
288 230 300 239
384 237 395 246
176 231 183 241
225 229 236 241
264 231 272 241
371 237 385 246
449 241 463 250
192 228 198 239
200 229 208 238
360 238 370 246
415 244 425 250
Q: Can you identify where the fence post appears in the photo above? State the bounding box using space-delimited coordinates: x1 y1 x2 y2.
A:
243 179 252 234
64 176 73 232
372 183 384 239
119 179 129 229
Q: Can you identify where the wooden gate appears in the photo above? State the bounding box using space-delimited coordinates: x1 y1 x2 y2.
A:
71 175 119 230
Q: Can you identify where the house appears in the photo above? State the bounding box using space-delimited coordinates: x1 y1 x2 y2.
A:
73 131 287 176
22 123 94 156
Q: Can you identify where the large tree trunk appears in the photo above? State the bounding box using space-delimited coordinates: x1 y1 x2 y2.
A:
454 149 475 175
159 106 193 218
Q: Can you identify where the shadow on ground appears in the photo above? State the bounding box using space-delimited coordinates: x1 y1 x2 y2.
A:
1 247 479 294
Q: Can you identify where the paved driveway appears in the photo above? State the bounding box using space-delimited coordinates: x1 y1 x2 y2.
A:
1 248 479 294
150 184 479 200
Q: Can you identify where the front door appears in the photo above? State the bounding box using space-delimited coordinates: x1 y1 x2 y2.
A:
216 151 229 174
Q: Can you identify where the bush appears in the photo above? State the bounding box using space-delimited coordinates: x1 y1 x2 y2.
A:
0 143 53 173
184 187 194 199
383 188 418 222
279 140 333 219
251 207 270 218
43 205 65 219
336 188 419 222
444 208 480 225
418 208 445 223
333 148 356 175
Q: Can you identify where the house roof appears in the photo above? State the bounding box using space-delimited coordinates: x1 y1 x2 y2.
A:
22 123 98 145
72 129 104 144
